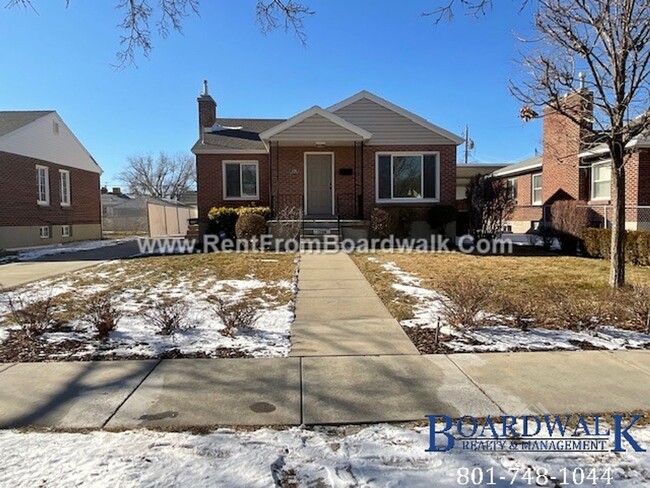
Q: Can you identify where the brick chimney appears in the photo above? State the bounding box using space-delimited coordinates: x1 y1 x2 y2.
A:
542 81 593 203
198 80 217 137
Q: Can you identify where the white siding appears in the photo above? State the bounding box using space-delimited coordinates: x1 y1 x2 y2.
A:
333 98 455 145
269 114 362 142
0 112 101 174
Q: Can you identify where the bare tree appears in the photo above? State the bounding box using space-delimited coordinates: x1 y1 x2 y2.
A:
6 1 314 66
119 152 195 199
509 0 650 288
466 174 515 240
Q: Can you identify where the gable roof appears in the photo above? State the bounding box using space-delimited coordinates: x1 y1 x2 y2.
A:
491 155 543 177
192 118 285 153
327 90 464 145
0 111 54 138
258 106 372 144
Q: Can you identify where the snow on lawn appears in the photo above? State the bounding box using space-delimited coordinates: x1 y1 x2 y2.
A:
0 424 648 487
369 257 650 353
16 237 137 261
0 255 298 359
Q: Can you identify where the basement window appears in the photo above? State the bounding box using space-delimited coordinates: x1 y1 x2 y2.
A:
61 225 71 238
39 226 50 239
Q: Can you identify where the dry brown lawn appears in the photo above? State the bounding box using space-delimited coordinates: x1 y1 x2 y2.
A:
351 252 650 324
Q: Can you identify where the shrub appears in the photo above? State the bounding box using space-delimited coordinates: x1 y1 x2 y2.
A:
209 296 258 336
550 200 589 255
275 206 303 240
546 289 602 332
495 293 540 331
618 285 650 332
582 228 650 266
83 293 122 340
144 298 189 335
435 277 494 329
396 208 416 238
207 206 271 239
370 208 396 238
235 213 267 241
427 205 457 234
467 175 515 240
6 292 57 338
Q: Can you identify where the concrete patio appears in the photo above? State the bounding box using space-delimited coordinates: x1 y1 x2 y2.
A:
0 350 649 430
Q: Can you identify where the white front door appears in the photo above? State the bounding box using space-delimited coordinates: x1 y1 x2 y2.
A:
305 153 334 215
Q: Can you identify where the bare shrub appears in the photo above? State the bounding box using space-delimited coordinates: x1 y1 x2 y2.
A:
209 296 258 337
435 277 494 329
466 175 515 240
496 293 540 331
83 293 122 340
550 200 589 255
617 285 650 332
370 208 396 238
6 291 57 338
144 298 189 335
546 290 602 332
276 205 303 240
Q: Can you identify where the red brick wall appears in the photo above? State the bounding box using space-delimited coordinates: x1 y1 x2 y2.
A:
542 92 592 203
198 96 216 135
196 153 270 220
0 151 101 227
196 143 457 222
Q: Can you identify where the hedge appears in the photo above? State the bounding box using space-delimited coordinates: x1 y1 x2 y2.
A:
582 228 650 266
207 206 271 238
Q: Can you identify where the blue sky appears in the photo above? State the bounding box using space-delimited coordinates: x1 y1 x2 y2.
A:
0 0 542 187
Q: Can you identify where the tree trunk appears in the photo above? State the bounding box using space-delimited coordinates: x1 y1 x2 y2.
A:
609 149 626 288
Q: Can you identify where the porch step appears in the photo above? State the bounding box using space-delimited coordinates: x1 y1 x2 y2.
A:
301 227 340 237
300 234 341 251
184 224 199 240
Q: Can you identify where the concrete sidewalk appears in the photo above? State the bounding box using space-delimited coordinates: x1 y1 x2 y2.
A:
290 253 418 356
0 350 648 430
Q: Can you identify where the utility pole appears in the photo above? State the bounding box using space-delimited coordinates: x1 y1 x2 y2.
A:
463 126 474 164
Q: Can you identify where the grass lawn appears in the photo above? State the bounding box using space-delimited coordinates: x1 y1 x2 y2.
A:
351 252 650 353
0 253 298 361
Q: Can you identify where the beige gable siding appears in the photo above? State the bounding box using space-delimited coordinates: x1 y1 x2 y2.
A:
333 98 455 145
269 114 362 141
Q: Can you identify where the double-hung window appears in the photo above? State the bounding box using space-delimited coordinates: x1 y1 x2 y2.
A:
59 170 71 206
591 161 611 200
507 178 518 201
376 153 439 202
36 165 50 205
531 173 543 205
223 161 259 200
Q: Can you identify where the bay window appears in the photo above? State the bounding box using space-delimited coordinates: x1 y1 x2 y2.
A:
376 153 439 202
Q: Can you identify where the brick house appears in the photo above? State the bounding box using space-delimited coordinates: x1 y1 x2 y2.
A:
0 111 103 249
192 82 462 238
492 91 650 233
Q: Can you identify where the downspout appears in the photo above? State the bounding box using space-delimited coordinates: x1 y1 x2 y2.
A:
360 141 364 219
353 141 357 219
268 142 273 216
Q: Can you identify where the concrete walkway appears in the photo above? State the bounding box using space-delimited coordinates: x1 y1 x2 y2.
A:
0 261 102 290
290 253 418 356
0 351 649 430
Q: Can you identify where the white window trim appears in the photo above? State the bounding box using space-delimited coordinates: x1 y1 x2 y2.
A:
222 160 260 200
61 225 71 237
590 160 612 201
507 177 518 201
36 165 50 206
39 226 50 239
375 152 440 203
59 169 71 207
531 173 543 206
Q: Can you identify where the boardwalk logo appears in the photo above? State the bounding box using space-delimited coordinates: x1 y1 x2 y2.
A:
426 414 647 453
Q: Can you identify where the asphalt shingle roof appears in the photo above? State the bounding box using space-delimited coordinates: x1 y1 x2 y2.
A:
0 111 54 138
192 118 285 152
491 155 543 177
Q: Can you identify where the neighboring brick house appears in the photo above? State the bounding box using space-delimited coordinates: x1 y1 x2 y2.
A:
0 111 103 249
492 90 650 233
192 82 463 237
